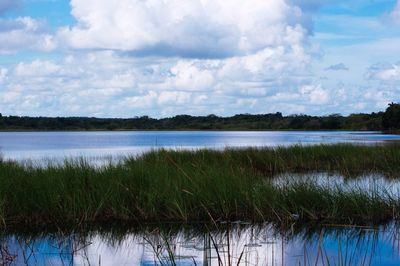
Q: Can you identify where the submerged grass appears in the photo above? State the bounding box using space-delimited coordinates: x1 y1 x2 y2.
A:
0 143 400 229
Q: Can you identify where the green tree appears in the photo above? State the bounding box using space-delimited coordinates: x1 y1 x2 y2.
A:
382 102 400 130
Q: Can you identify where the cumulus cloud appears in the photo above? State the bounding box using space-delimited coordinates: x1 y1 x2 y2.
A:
299 84 330 104
363 88 394 109
158 91 192 105
164 61 215 91
15 60 61 77
366 63 400 81
0 49 349 118
0 67 8 83
0 0 330 116
0 50 307 117
59 0 311 58
0 17 56 54
2 52 394 117
2 0 392 117
324 63 349 71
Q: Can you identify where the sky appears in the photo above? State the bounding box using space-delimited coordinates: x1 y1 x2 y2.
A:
0 0 399 118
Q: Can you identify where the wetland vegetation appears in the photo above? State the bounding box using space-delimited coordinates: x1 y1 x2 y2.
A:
1 144 400 230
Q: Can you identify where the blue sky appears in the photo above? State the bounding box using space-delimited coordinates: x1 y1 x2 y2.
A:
0 0 399 117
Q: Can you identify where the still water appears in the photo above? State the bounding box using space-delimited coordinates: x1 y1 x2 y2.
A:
1 131 400 162
2 223 400 266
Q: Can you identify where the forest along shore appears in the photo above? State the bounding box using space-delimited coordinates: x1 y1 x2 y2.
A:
1 103 399 132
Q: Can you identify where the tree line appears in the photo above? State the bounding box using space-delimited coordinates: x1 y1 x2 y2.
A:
0 103 399 131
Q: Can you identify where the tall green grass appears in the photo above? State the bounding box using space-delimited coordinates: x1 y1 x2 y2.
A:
0 144 399 229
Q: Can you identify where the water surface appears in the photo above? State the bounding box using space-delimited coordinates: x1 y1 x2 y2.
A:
1 131 399 162
2 223 400 265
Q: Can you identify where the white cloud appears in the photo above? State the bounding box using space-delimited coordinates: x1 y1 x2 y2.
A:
0 43 329 117
0 17 56 54
375 67 400 81
1 46 393 118
363 89 393 109
122 91 158 110
2 90 21 103
59 0 310 58
158 91 192 105
0 50 312 117
2 1 396 117
366 63 400 81
300 84 330 104
0 67 8 83
90 71 136 90
0 0 331 117
193 94 208 104
15 60 61 77
165 61 215 91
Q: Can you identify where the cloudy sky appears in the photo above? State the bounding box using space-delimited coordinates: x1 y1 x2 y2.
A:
0 0 399 117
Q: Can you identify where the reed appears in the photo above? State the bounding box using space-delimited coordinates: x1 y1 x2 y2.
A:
0 144 399 229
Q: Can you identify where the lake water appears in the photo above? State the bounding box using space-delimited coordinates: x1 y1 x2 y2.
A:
1 131 400 162
2 223 400 266
275 173 400 198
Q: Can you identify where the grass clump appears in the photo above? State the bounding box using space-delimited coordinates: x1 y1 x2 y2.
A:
0 144 399 229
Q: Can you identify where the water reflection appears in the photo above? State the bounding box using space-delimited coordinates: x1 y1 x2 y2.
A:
275 173 400 198
2 223 400 265
1 131 400 163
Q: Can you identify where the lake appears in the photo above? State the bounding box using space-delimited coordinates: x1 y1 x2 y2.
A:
1 131 400 162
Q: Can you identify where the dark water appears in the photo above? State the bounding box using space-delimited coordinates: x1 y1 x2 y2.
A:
1 131 399 162
2 223 400 266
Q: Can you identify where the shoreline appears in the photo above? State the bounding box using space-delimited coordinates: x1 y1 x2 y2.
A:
0 129 388 132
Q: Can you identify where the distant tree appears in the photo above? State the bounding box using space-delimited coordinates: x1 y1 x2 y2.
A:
0 109 391 131
320 114 342 129
382 102 400 130
106 123 119 130
288 115 311 129
330 114 342 128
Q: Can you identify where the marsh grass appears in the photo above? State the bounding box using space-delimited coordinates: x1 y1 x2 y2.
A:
0 144 400 229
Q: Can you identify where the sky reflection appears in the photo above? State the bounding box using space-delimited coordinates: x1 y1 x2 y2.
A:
2 223 400 265
1 131 400 164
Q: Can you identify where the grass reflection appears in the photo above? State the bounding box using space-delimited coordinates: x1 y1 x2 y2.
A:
0 222 399 265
